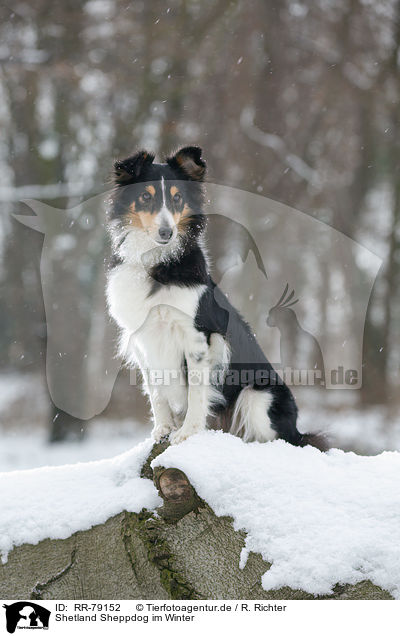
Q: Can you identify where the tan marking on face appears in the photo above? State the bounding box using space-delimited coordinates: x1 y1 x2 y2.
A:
137 210 158 231
122 204 141 228
122 202 156 231
146 185 156 196
177 207 194 234
173 211 182 225
170 185 179 196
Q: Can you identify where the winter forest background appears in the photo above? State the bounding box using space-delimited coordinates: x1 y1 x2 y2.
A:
1 0 400 469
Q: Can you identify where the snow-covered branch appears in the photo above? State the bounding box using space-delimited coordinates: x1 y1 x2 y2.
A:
0 182 104 202
240 107 321 189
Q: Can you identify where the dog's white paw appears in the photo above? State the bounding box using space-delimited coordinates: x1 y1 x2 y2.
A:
169 423 204 445
169 428 191 445
152 423 174 443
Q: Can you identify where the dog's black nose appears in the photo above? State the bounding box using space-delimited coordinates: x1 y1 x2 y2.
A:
158 226 173 241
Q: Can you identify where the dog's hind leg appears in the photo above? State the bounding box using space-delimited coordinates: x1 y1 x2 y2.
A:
263 385 328 450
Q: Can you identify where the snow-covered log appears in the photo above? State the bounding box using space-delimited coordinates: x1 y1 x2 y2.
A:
0 434 398 600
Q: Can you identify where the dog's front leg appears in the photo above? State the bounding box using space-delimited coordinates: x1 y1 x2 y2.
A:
170 333 209 444
148 386 177 442
132 346 176 443
125 335 175 442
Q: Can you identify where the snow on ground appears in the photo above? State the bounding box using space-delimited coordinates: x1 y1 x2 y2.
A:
0 437 160 563
0 419 147 472
0 373 35 414
327 408 400 454
1 406 400 475
152 431 400 598
299 406 400 455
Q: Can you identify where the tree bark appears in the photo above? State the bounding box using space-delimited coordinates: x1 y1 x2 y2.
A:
0 443 393 600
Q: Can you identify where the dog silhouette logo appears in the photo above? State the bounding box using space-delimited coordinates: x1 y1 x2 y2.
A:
2 602 50 633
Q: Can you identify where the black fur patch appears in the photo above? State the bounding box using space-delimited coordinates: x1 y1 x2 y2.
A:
114 150 155 184
148 244 208 294
166 146 206 182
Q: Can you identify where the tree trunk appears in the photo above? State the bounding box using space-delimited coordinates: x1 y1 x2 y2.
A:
0 443 392 601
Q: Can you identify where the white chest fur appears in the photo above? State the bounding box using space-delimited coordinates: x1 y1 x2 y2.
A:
106 262 206 371
107 256 229 445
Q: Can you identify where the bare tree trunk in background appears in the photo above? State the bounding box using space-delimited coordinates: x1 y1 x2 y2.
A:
381 165 400 403
361 1 400 406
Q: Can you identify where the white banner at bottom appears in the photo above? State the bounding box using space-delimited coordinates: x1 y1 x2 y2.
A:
0 599 397 635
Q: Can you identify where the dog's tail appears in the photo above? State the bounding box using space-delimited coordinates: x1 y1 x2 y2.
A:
298 432 330 452
230 386 276 442
229 385 330 451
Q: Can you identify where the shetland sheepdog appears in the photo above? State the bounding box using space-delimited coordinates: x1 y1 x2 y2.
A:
106 146 326 449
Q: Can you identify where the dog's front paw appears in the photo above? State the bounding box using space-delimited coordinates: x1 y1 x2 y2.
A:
169 428 191 445
169 423 204 445
152 423 174 443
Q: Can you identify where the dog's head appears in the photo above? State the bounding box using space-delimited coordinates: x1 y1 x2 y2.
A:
110 146 206 247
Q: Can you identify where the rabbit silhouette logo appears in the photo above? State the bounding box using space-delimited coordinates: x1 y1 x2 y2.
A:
2 602 50 633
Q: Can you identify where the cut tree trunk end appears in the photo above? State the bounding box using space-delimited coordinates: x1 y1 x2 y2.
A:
153 466 203 522
141 438 203 522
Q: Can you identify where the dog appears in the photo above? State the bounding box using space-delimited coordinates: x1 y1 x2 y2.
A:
106 146 326 449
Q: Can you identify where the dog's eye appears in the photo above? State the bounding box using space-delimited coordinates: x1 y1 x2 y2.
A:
173 192 182 203
141 191 151 201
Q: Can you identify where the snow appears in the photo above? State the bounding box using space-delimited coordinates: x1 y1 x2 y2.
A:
1 428 400 598
300 406 400 455
0 374 32 413
152 431 400 598
0 419 147 472
0 438 160 563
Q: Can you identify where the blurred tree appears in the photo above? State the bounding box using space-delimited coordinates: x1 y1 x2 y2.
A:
0 0 399 444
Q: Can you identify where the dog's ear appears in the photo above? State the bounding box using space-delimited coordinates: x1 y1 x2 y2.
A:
167 146 206 182
113 150 155 185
